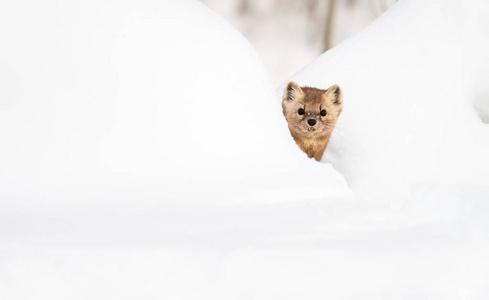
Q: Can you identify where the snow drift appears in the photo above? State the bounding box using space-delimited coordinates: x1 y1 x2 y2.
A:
284 0 489 201
0 0 342 205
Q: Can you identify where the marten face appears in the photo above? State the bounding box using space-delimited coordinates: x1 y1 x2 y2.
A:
282 81 343 139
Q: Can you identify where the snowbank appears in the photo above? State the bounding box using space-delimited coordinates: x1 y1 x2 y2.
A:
0 0 344 205
284 0 489 201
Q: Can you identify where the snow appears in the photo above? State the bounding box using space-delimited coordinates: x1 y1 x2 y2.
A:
1 0 489 299
285 0 489 201
0 0 338 205
3 193 489 299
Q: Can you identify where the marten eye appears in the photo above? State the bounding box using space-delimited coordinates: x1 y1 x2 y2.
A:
298 108 305 115
320 109 327 116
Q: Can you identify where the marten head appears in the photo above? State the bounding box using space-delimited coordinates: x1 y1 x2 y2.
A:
282 81 343 139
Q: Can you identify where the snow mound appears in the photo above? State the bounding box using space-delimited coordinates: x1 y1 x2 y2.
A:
284 0 489 201
0 0 344 204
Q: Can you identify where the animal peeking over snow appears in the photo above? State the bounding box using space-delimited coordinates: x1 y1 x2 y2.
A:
282 81 343 161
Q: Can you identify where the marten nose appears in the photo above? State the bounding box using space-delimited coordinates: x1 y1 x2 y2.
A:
307 119 316 126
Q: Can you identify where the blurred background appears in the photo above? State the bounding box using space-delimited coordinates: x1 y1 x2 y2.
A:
201 0 398 85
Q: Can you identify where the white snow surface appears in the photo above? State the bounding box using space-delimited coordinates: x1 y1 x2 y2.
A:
0 0 338 204
1 0 489 299
285 0 489 201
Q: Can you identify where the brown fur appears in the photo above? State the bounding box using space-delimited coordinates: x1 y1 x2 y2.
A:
282 81 343 161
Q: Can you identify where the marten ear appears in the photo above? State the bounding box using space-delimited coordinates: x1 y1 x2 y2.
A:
283 81 303 102
325 84 342 105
